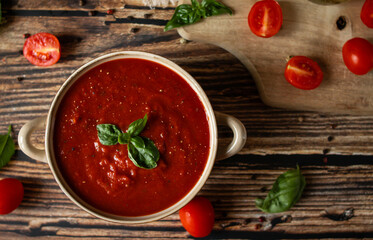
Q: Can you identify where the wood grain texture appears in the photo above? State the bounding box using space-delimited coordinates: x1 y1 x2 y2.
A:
2 3 373 155
1 153 373 239
178 0 373 115
1 0 373 239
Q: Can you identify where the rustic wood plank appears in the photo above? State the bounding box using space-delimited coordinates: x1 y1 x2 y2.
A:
2 13 373 155
3 0 178 10
1 153 373 239
1 1 373 238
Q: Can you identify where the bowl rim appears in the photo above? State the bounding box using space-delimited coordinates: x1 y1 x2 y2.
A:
45 51 218 224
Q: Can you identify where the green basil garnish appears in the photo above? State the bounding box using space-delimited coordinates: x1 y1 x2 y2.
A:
202 0 232 16
128 137 159 169
127 114 147 137
96 124 122 146
164 0 232 31
255 165 306 213
118 132 131 145
0 125 15 169
96 114 159 169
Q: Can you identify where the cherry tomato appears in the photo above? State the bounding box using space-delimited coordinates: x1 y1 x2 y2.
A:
361 0 373 28
23 32 61 67
248 0 283 38
0 178 24 215
284 56 324 90
342 37 373 75
179 196 214 238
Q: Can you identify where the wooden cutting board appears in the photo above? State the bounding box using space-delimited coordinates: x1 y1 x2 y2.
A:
177 0 373 115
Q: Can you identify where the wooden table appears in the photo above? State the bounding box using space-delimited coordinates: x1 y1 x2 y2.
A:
1 0 373 238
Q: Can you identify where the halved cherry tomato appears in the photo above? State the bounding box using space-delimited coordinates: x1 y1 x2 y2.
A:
23 32 61 67
361 0 373 28
284 56 324 90
0 178 24 215
179 196 214 238
248 0 283 38
342 37 373 75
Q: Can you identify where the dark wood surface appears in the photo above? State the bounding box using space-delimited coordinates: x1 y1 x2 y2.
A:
1 0 373 239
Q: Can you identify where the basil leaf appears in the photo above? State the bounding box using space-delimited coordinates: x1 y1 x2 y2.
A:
96 114 160 170
255 166 306 213
130 136 145 148
128 137 159 169
118 132 131 144
164 0 232 31
127 114 148 137
191 0 201 8
96 124 122 145
201 0 233 17
164 4 199 32
0 125 15 169
0 135 8 156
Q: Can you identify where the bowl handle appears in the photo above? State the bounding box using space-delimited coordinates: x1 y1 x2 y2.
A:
215 111 247 160
18 116 47 163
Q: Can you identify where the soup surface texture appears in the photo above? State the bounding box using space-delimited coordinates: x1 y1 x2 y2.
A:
54 58 210 216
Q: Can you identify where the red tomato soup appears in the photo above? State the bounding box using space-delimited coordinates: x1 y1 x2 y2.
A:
53 58 210 216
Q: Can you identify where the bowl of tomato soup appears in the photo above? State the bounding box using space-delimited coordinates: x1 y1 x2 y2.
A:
18 51 246 223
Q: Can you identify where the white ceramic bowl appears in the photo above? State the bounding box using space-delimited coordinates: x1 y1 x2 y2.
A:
18 51 247 224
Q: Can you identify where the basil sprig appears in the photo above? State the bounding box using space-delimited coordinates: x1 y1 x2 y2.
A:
96 114 160 169
255 165 306 213
96 124 122 146
164 0 232 31
0 125 15 169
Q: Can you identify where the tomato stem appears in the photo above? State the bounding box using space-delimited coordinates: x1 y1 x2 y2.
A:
285 55 294 62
